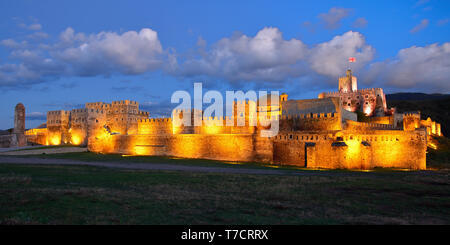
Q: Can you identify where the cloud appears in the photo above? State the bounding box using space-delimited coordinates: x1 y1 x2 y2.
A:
27 32 49 40
19 23 42 31
140 100 173 118
56 27 163 75
309 31 375 79
26 112 46 121
352 18 368 28
366 42 450 92
171 29 375 87
0 39 27 49
437 18 449 26
43 102 84 110
0 27 165 88
410 19 429 33
173 27 308 82
414 0 430 7
318 7 352 30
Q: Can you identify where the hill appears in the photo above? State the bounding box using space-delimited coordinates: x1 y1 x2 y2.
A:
386 93 450 101
0 128 12 136
387 93 449 136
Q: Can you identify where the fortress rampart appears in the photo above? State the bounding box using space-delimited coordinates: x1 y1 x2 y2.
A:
271 129 426 169
23 69 443 170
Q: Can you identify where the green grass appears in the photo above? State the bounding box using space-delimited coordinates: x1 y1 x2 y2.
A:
0 163 448 225
20 151 310 171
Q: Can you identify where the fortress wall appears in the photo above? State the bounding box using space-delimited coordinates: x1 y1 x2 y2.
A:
271 130 426 170
272 132 331 167
46 110 71 145
47 126 63 145
403 113 421 131
364 115 394 125
69 125 87 145
138 118 173 135
367 130 427 169
253 136 273 162
280 113 342 131
273 140 305 166
25 128 48 145
420 118 441 137
90 134 262 163
88 128 426 169
345 120 396 130
0 135 14 148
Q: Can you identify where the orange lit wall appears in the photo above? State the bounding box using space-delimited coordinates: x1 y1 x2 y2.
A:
25 128 48 145
89 134 267 163
272 129 426 170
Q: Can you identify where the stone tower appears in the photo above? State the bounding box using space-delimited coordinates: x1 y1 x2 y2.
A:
14 103 25 134
13 103 26 147
338 69 358 93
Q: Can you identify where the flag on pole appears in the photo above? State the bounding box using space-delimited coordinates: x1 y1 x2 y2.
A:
349 57 356 63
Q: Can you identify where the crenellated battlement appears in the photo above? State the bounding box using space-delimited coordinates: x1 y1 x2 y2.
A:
111 100 138 105
345 120 397 130
403 112 421 118
281 112 336 120
139 118 172 123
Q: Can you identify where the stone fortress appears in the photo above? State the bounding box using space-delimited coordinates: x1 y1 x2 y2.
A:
24 69 443 170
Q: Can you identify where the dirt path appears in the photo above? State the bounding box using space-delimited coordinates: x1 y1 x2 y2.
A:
0 156 378 176
0 147 87 155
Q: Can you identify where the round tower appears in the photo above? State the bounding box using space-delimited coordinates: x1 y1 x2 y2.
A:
14 103 25 134
13 103 27 147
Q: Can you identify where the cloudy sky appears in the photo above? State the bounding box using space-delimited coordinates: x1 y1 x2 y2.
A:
0 0 449 128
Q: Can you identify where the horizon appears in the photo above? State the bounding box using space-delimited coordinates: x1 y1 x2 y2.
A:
1 0 449 129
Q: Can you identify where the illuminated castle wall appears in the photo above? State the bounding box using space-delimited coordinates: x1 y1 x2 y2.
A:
25 71 444 170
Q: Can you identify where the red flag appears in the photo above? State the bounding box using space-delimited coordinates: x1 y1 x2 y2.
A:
349 57 356 63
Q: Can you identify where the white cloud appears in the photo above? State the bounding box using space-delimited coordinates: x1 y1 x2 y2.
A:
308 31 374 78
59 27 86 44
26 112 46 120
0 27 164 87
352 18 368 28
410 19 429 33
318 7 352 30
57 28 163 75
173 29 376 84
19 23 42 31
367 43 450 92
1 39 22 48
27 32 49 40
175 27 308 82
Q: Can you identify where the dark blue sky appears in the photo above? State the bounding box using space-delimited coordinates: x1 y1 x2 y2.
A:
1 0 449 128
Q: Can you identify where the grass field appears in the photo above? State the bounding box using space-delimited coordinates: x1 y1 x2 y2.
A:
1 137 449 225
0 162 448 225
20 151 308 171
